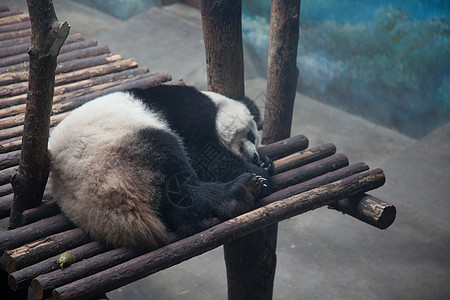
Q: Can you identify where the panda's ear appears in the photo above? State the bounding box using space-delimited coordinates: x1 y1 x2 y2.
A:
240 96 261 125
256 118 263 131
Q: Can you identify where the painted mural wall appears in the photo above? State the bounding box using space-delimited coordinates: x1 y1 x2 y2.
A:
242 0 450 138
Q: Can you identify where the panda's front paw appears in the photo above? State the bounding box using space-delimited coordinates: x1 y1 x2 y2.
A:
259 155 274 176
251 173 270 197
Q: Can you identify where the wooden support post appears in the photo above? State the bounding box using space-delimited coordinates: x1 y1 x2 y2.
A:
9 0 69 229
263 0 301 144
200 0 244 99
200 0 275 299
201 0 301 298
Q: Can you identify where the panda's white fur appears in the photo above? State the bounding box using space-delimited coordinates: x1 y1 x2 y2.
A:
49 93 174 247
48 85 269 249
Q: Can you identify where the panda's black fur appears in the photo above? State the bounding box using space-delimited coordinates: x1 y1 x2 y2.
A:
48 85 271 249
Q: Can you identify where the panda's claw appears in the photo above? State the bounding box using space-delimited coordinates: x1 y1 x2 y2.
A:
259 156 274 175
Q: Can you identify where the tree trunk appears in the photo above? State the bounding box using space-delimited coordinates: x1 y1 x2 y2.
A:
262 0 301 144
200 0 244 99
9 0 69 229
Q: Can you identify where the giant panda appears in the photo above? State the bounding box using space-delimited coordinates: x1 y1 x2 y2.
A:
48 85 272 249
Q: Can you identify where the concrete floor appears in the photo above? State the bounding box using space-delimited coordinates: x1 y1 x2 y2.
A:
4 1 449 299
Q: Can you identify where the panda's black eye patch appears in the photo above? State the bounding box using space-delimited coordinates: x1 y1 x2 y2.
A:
239 142 245 154
246 131 256 144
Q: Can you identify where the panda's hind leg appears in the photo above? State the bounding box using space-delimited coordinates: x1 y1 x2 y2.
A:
162 172 268 238
212 172 269 219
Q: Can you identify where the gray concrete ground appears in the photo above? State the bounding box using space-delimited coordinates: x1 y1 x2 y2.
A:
4 1 449 299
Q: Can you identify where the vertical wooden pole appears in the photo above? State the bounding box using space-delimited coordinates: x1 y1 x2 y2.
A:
9 0 69 229
263 0 301 145
200 0 244 99
2 1 69 299
200 0 300 299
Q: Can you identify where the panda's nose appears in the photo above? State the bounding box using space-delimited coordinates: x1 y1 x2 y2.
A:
253 152 260 164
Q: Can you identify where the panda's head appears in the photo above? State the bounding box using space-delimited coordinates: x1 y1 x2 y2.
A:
202 91 261 164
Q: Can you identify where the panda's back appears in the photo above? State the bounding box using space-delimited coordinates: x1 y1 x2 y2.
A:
48 92 172 248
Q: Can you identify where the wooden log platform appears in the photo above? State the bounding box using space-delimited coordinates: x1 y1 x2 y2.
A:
0 5 396 300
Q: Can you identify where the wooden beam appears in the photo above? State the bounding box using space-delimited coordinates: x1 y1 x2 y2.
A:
200 0 244 99
9 0 70 228
51 168 385 300
8 241 110 292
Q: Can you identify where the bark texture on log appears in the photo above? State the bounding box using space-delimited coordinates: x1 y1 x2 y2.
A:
262 0 301 145
258 134 308 161
329 193 397 229
0 214 74 254
8 241 110 292
50 169 385 300
3 228 91 273
226 1 301 299
200 0 244 99
32 247 145 299
9 0 70 229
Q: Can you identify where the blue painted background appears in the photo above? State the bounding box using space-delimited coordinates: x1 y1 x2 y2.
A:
242 0 450 138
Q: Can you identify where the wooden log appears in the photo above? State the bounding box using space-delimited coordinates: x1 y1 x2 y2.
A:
0 33 83 71
0 14 30 27
0 214 74 254
0 60 141 114
262 0 300 145
258 134 309 161
58 39 97 55
273 143 336 174
0 39 97 68
0 183 12 197
271 153 349 191
0 29 31 42
3 228 91 273
0 35 31 49
0 64 142 130
0 71 28 87
329 194 397 229
51 168 385 300
200 0 244 99
0 32 81 50
53 72 172 114
0 53 28 68
0 149 20 170
56 53 122 74
0 194 13 219
32 247 145 299
8 241 111 292
260 162 370 206
0 124 24 143
0 49 122 97
0 21 30 36
0 9 23 18
0 110 66 143
0 65 146 110
0 136 22 153
20 201 60 226
54 66 149 96
0 166 15 185
54 58 137 87
9 0 70 229
57 44 111 63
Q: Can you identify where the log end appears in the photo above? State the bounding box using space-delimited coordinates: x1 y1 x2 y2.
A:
373 203 397 230
30 277 45 300
7 273 18 292
329 194 396 230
